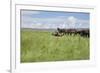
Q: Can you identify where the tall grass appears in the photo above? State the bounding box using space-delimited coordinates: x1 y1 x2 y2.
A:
21 29 89 63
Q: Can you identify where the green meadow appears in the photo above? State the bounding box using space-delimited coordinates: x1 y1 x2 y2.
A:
21 29 90 63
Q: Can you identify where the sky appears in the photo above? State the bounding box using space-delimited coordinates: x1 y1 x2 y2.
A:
21 10 90 29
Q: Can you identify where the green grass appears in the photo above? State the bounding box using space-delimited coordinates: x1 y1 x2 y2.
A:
21 29 90 63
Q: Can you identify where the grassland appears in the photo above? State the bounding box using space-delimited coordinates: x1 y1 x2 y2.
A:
21 29 90 63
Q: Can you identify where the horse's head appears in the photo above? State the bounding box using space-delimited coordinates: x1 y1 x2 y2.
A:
57 28 60 31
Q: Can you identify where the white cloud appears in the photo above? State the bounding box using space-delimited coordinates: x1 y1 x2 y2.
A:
76 19 89 28
66 16 77 28
21 15 89 29
32 23 44 28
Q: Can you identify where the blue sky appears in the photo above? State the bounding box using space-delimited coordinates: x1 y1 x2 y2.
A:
21 10 90 29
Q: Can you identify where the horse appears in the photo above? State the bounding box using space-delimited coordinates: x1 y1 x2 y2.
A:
77 29 89 37
57 28 77 35
57 28 89 37
52 31 64 37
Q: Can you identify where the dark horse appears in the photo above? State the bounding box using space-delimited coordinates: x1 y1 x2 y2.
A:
57 28 77 35
52 31 64 37
56 28 89 37
77 29 89 37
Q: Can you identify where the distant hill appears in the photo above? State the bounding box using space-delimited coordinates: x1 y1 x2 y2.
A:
21 28 89 32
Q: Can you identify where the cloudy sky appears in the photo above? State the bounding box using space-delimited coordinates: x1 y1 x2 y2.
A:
21 10 90 29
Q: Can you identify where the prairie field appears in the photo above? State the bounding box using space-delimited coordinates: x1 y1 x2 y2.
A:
21 29 90 63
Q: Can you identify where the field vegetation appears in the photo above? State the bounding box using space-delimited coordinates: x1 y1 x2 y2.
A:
21 29 89 62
